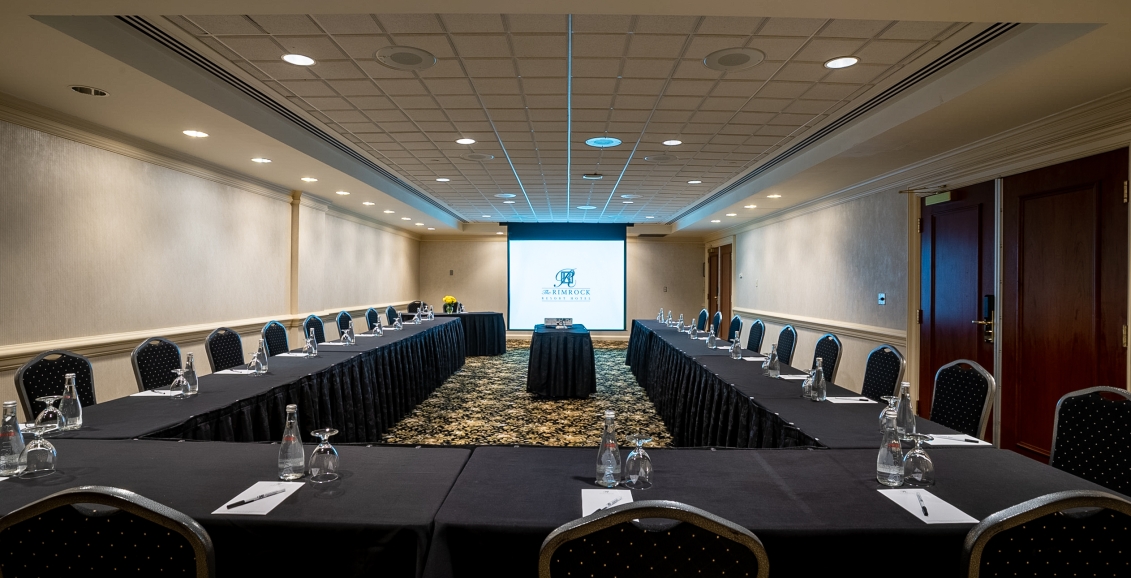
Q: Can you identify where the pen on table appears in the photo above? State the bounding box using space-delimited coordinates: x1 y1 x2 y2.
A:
599 497 623 511
963 438 980 443
916 492 928 516
226 488 286 509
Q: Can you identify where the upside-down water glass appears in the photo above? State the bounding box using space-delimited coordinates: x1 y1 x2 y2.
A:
309 428 340 483
902 433 936 487
623 434 653 490
34 396 66 433
19 424 58 479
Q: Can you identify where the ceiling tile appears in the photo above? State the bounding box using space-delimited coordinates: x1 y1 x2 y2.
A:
627 35 689 59
633 15 700 34
348 95 395 108
746 37 808 61
672 59 723 80
757 81 809 99
684 35 752 60
440 13 505 33
820 19 893 39
573 94 613 108
464 59 517 77
450 35 511 58
855 40 926 65
434 95 482 108
218 36 286 60
773 62 829 82
801 82 861 100
185 15 262 35
743 98 793 113
372 78 426 95
366 109 410 122
312 60 367 80
696 16 765 36
757 18 826 37
511 35 567 57
279 79 336 97
621 59 677 78
710 80 764 97
273 36 348 60
385 34 456 58
416 59 468 78
572 58 621 78
376 14 444 34
824 63 890 84
312 14 383 35
522 77 567 94
665 79 715 96
423 78 475 94
333 35 393 60
881 21 959 41
248 15 321 35
475 77 522 93
572 77 618 94
324 110 370 122
516 58 569 77
249 61 313 80
506 14 568 33
699 96 748 111
572 35 629 58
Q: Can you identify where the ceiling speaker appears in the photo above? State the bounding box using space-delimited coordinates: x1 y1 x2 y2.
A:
375 46 437 71
461 153 495 161
643 154 678 164
703 47 766 72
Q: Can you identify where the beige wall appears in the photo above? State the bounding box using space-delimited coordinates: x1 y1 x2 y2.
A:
418 237 508 320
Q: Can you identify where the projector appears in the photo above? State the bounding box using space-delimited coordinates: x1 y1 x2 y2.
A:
545 317 573 328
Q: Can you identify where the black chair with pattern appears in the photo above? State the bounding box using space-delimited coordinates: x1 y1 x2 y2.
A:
261 320 289 357
727 315 743 343
711 311 723 335
776 325 797 366
407 300 426 313
696 308 708 331
811 333 842 383
1050 386 1131 494
385 305 399 326
0 485 215 577
14 350 97 420
539 500 769 578
204 327 243 373
930 359 996 439
302 315 326 344
130 337 182 392
335 311 353 339
365 307 381 331
961 490 1131 578
746 319 766 352
860 344 906 401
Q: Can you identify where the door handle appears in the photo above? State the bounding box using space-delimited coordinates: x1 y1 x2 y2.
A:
971 319 994 343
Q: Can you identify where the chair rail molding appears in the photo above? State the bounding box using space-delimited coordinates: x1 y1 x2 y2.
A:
732 306 907 348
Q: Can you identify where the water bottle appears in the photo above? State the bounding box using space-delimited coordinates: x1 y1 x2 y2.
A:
810 359 827 402
59 373 83 430
307 328 319 357
689 325 698 339
184 353 199 396
877 408 904 487
257 339 269 373
896 382 916 439
765 344 780 378
706 326 717 348
346 320 356 345
657 308 664 322
458 302 465 313
677 313 684 328
413 310 422 325
278 404 305 480
594 410 622 487
0 401 25 476
729 339 742 360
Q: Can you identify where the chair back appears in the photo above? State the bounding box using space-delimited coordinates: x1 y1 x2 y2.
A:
961 490 1131 578
696 308 708 331
335 311 353 338
14 350 97 419
407 300 424 313
302 315 326 344
746 319 765 352
130 337 182 392
727 315 743 342
205 327 244 373
711 311 723 334
1050 386 1131 494
930 359 996 438
0 485 215 577
261 320 289 357
776 325 797 365
539 500 769 578
811 333 842 382
860 344 906 401
385 305 398 325
365 307 381 331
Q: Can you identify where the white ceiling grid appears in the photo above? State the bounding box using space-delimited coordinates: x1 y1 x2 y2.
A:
168 14 964 223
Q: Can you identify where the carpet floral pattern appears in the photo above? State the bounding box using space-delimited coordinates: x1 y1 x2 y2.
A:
382 340 673 447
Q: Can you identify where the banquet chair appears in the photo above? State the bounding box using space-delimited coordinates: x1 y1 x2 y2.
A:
0 485 215 578
696 308 708 331
711 311 722 335
1050 386 1131 494
302 315 326 344
335 310 353 339
261 320 289 357
860 345 906 401
746 319 766 352
15 349 97 420
930 359 996 438
961 490 1131 578
776 325 797 366
385 305 399 325
811 333 842 382
365 307 381 331
727 315 742 342
205 327 244 373
130 337 182 392
407 300 425 313
539 500 769 578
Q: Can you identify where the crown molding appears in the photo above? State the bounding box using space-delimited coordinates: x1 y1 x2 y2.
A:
733 306 906 347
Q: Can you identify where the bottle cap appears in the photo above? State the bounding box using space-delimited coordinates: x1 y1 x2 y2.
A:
64 373 75 379
604 410 615 418
3 401 16 408
286 404 297 412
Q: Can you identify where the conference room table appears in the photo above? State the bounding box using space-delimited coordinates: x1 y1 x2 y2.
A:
526 323 596 398
50 318 465 444
436 312 507 356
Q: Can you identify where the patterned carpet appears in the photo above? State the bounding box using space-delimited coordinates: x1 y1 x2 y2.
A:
381 340 673 447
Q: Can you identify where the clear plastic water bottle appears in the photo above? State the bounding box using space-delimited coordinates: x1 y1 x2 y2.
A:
595 410 622 488
184 353 199 396
896 382 916 439
729 339 742 360
877 408 905 487
306 328 319 358
810 359 827 402
346 320 356 345
677 313 684 328
765 344 780 378
59 373 82 430
706 326 717 348
0 401 25 476
657 308 664 322
278 404 305 481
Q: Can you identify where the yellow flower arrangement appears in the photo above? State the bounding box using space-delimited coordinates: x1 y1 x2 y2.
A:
443 295 457 305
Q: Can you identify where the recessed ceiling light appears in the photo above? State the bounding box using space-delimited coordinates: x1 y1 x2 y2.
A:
70 85 108 97
503 200 516 204
824 56 859 69
362 202 375 206
427 227 435 230
622 201 634 204
726 213 737 216
384 210 395 214
744 204 757 209
645 216 655 219
301 177 318 182
455 138 476 145
282 54 316 66
577 205 596 210
582 173 604 180
688 180 702 184
620 194 640 199
182 130 208 138
401 217 412 221
482 215 492 218
436 178 450 182
415 222 424 226
767 194 782 198
662 139 682 146
585 136 622 148
703 47 766 72
251 158 271 163
496 231 504 235
335 191 350 195
375 46 437 71
495 193 516 198
711 219 721 223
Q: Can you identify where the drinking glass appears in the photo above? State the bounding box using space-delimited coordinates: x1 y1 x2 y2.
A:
309 428 340 483
247 352 265 376
902 433 935 487
19 424 58 479
879 396 899 431
34 396 66 434
169 369 190 399
623 434 653 490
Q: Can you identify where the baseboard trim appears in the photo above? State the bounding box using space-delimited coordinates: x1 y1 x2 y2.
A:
732 307 907 347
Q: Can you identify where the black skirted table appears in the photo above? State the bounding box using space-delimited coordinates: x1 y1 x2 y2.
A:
526 324 596 398
436 312 506 356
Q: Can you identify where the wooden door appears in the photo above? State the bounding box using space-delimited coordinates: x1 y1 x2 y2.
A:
707 247 719 327
720 244 733 337
1002 148 1128 461
920 182 996 426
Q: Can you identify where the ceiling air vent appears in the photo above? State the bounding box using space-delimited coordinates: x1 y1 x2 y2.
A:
376 46 437 71
703 48 765 72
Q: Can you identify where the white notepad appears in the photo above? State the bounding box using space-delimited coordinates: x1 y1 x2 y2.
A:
923 434 992 447
582 489 633 517
130 389 179 397
825 397 876 404
878 489 978 524
215 368 257 375
778 374 809 381
320 341 349 346
743 357 767 362
275 352 308 357
213 481 304 516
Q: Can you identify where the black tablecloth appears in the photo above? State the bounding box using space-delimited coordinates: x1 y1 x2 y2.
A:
0 440 470 578
423 445 1115 578
436 313 506 356
56 319 465 443
526 324 596 398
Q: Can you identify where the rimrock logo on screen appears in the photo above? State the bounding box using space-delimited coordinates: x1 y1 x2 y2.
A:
543 268 591 301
